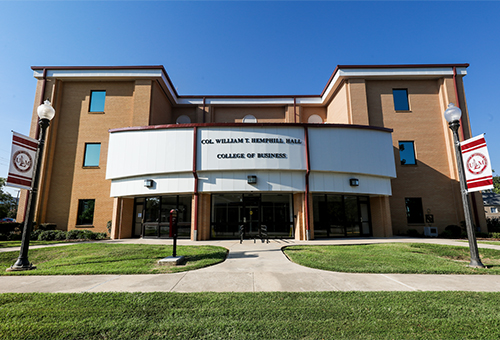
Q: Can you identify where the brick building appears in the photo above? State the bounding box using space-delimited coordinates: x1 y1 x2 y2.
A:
17 64 487 240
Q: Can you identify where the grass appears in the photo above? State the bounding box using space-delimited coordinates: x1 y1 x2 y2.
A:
1 243 227 275
0 240 79 248
283 243 500 274
477 240 500 246
1 291 500 339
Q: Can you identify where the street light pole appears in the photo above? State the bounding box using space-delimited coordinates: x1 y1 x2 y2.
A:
444 103 484 268
7 100 55 272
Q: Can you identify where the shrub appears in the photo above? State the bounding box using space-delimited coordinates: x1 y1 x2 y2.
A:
30 229 43 241
81 230 97 240
0 222 22 235
445 225 462 238
407 229 421 237
67 229 102 240
53 230 67 240
106 220 112 234
7 232 22 241
96 232 108 240
39 223 57 231
489 232 500 239
439 230 455 239
487 218 500 233
67 229 84 240
38 230 59 241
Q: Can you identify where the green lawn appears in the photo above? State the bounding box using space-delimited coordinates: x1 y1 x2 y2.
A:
1 243 227 275
283 243 500 274
477 240 500 246
1 291 500 339
0 240 79 248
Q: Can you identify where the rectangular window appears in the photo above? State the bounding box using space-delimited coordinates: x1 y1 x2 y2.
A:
492 207 498 213
83 143 101 167
77 199 95 225
399 141 416 165
393 89 409 111
89 90 106 112
405 198 424 224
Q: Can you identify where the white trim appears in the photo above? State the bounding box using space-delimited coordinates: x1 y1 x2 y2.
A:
34 66 467 106
34 69 164 79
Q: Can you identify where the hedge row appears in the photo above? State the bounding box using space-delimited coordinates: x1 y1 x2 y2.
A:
0 223 107 241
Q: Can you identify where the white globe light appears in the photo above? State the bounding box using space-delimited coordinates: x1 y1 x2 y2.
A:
37 100 55 120
444 103 462 123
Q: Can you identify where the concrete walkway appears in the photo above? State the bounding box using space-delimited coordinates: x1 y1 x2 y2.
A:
2 237 500 293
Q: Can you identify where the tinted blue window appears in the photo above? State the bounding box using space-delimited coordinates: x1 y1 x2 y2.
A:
84 143 101 167
399 141 416 165
393 89 409 111
89 91 106 112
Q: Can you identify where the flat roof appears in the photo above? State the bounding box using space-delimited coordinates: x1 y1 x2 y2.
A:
32 63 469 106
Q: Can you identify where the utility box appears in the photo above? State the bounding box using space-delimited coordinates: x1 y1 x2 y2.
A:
424 226 438 237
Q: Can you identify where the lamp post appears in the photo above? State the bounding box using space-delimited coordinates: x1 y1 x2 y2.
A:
7 100 55 271
444 103 484 268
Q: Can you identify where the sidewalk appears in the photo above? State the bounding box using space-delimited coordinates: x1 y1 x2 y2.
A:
2 237 500 293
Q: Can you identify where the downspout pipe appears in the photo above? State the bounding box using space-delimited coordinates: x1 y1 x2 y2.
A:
192 126 199 241
202 97 206 123
452 66 480 230
24 68 47 222
304 126 311 240
293 97 297 123
452 67 466 138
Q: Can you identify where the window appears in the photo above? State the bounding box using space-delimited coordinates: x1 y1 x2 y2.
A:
77 199 95 225
399 141 416 165
242 115 257 123
405 198 424 224
393 89 409 111
89 91 106 112
176 115 191 124
308 114 323 123
492 207 498 213
83 143 101 167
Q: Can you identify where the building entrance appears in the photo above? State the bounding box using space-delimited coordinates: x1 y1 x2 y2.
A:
211 193 293 239
133 195 192 238
313 194 372 238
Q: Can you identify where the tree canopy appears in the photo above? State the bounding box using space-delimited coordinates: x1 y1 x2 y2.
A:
0 178 17 219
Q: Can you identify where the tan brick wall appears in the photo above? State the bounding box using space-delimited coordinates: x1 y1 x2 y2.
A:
33 80 149 233
365 79 471 235
197 193 211 240
213 106 286 123
172 107 198 125
370 196 393 237
302 107 327 123
347 79 369 125
149 81 172 125
293 193 305 240
326 82 349 124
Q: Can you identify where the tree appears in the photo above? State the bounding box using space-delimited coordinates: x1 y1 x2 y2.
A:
0 178 18 219
493 170 500 194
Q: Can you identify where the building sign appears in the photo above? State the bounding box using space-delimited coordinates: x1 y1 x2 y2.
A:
198 127 306 171
461 134 494 192
7 132 39 190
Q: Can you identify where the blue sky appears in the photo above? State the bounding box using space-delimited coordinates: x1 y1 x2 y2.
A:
1 1 499 196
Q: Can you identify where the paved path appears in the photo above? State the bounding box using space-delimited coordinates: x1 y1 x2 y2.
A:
2 237 500 293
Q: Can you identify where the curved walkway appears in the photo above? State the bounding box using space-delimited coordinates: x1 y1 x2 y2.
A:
2 237 500 293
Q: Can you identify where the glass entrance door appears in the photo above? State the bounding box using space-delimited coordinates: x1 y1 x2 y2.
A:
211 193 293 239
313 194 372 238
